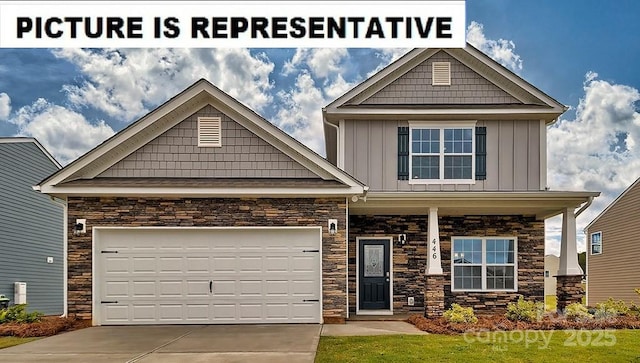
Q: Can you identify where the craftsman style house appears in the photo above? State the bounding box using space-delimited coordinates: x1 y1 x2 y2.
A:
36 45 598 325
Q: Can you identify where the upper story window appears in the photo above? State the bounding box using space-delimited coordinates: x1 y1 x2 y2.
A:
409 121 476 183
590 231 602 255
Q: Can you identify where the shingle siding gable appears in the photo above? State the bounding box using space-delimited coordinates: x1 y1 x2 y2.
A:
362 51 521 105
99 105 320 179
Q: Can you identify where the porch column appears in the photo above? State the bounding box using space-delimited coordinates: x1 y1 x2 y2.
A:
427 207 443 275
425 207 445 317
556 207 585 312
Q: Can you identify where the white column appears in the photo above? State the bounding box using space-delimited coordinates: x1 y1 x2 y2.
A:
558 207 583 275
427 207 443 275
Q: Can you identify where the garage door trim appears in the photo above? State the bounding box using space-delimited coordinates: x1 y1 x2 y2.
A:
92 226 323 325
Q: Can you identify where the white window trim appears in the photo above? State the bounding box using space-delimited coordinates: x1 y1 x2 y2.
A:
408 121 476 184
450 236 518 292
590 231 602 255
198 116 222 147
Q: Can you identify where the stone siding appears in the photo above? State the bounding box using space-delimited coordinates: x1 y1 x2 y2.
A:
67 197 347 322
349 215 545 315
556 275 584 313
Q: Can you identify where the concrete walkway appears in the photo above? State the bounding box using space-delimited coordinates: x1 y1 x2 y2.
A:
321 321 428 336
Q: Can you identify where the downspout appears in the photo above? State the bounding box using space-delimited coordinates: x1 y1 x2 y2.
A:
323 117 340 167
47 195 68 318
575 196 594 217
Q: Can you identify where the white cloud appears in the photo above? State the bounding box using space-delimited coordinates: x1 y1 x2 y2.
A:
467 21 523 73
9 98 114 164
283 48 349 79
53 48 274 122
367 48 411 77
275 72 326 154
546 73 640 254
0 93 11 120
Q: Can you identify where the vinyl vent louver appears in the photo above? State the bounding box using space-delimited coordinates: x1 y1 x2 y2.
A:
198 117 222 147
432 62 451 86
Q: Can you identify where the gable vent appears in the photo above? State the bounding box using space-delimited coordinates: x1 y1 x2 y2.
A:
198 117 222 147
432 62 451 86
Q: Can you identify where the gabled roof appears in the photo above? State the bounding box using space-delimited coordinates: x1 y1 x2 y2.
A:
36 79 364 197
0 137 62 169
323 44 567 122
585 177 640 231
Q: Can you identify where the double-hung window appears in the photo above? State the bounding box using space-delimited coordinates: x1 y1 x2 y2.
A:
452 237 517 291
590 232 602 255
409 122 475 183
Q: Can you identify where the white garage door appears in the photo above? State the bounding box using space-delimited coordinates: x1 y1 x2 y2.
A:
94 228 321 325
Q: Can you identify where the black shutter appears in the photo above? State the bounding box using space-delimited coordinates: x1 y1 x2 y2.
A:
398 127 409 180
475 126 487 180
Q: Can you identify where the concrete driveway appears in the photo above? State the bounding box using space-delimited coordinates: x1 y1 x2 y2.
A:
0 324 321 363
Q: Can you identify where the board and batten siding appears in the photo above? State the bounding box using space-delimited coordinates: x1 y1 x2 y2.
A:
0 141 63 315
99 105 319 179
343 119 543 192
586 181 640 305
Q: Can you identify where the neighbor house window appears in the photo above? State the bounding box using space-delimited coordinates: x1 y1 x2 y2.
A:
409 122 475 183
590 232 602 255
452 237 517 291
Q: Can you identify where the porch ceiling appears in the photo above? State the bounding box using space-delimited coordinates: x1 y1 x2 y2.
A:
348 191 600 219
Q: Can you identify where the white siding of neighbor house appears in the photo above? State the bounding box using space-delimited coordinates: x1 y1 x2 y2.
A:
99 105 319 179
343 119 542 192
0 141 63 315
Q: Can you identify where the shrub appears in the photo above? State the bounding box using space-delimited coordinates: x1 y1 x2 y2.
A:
505 296 544 322
0 305 43 324
564 302 591 322
595 298 629 317
443 304 478 324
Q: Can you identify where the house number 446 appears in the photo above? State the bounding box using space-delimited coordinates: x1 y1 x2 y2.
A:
432 239 437 260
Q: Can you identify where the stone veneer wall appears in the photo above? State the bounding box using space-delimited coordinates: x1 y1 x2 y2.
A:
67 197 347 322
349 215 545 315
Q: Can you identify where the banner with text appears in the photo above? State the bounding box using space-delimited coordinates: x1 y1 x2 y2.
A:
0 1 466 48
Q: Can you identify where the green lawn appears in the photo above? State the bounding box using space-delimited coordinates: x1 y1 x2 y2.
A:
0 336 38 349
316 330 640 362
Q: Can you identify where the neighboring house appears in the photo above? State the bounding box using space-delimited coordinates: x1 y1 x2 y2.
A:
0 138 63 315
544 254 559 296
585 177 640 306
36 45 599 325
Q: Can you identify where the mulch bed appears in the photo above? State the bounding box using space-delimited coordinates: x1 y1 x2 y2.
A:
0 316 91 338
407 314 640 335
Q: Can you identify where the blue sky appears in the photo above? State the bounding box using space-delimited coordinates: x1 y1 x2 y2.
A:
1 1 639 255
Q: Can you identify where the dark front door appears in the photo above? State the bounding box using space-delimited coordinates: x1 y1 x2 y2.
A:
359 239 391 310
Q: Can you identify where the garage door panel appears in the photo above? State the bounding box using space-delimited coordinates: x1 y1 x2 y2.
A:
98 228 321 325
159 280 183 297
105 281 129 298
186 257 209 273
186 280 210 296
238 257 262 272
211 280 235 296
291 280 316 296
158 257 182 272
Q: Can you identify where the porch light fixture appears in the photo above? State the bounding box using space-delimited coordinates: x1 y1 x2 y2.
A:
398 234 407 245
328 219 337 235
74 218 86 235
